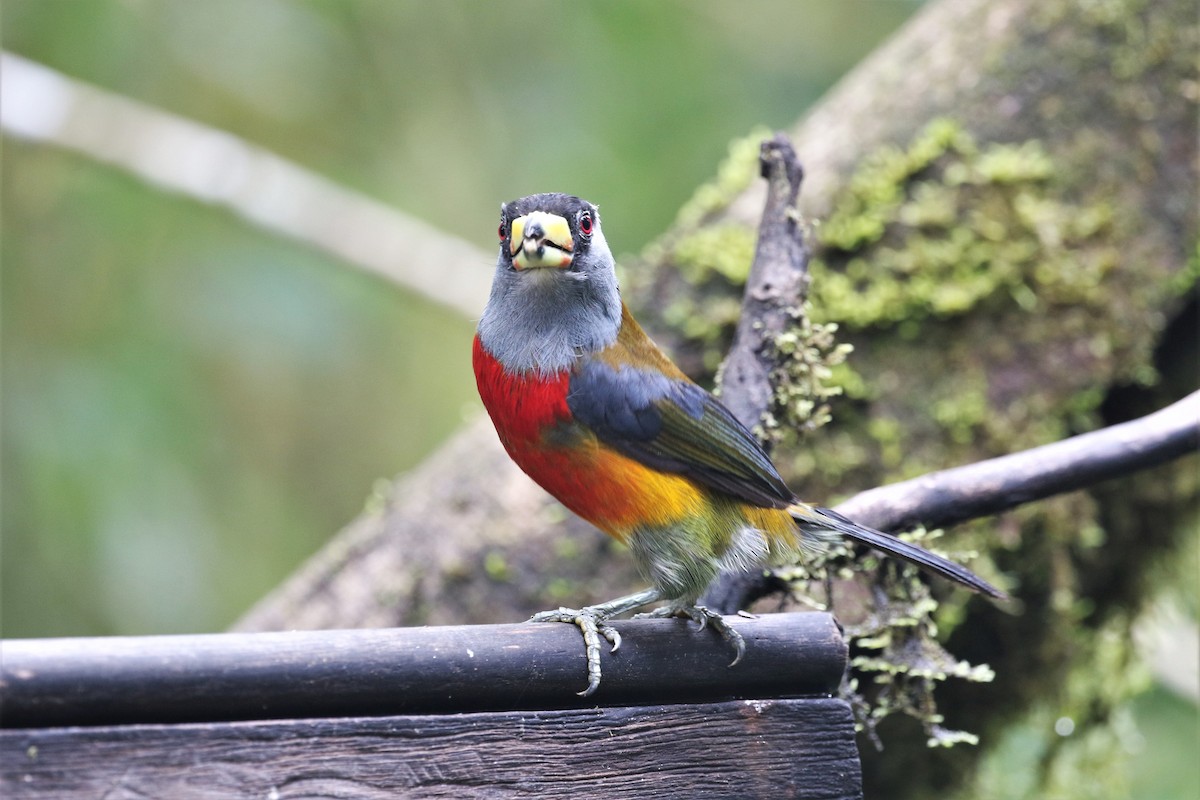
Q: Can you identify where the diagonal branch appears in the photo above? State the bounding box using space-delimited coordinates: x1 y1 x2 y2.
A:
0 51 491 317
703 390 1200 612
834 389 1200 533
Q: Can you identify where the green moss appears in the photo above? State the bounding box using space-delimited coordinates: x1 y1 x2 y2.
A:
672 224 757 285
808 119 1117 332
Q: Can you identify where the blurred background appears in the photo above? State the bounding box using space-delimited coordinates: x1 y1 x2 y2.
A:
1 2 1194 796
2 0 923 640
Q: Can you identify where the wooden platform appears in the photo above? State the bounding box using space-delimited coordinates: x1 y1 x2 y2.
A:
1 612 863 799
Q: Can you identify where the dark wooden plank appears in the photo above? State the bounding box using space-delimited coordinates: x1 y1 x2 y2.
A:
0 612 846 727
0 697 862 799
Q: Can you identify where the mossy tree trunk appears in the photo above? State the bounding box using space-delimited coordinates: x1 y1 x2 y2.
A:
236 0 1197 796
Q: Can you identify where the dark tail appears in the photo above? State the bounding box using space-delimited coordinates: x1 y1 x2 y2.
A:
789 504 1008 600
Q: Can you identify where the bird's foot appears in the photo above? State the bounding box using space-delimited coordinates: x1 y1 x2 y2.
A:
528 587 663 698
528 606 621 697
636 603 747 667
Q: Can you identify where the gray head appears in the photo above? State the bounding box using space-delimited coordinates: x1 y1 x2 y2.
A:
477 193 622 376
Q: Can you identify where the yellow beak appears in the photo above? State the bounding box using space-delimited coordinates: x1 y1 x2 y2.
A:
509 211 575 270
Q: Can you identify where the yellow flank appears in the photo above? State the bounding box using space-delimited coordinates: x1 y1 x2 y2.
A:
572 445 800 561
742 504 800 544
581 446 708 540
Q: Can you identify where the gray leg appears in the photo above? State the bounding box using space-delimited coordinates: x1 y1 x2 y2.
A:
529 587 663 697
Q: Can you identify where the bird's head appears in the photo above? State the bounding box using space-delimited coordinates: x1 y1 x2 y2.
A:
497 193 614 282
479 193 622 375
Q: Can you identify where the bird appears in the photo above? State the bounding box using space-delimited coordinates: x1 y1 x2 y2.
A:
473 192 1006 697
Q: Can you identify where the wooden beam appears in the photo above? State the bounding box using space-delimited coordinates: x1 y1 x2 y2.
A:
1 698 863 799
1 612 846 727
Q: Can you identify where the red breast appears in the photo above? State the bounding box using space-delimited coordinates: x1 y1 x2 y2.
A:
472 334 709 541
472 334 572 446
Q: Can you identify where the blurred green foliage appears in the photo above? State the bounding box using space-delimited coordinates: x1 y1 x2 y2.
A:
2 0 921 636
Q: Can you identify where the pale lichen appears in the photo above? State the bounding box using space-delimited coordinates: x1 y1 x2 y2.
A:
759 310 853 448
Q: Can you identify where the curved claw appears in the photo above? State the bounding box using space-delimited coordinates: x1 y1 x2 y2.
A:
724 626 747 668
636 603 746 668
528 606 619 697
526 588 664 697
693 605 745 667
600 622 622 654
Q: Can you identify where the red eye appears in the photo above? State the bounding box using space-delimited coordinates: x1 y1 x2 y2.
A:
497 222 506 241
578 212 593 236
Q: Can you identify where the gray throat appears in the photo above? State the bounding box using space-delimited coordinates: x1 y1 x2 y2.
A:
477 265 622 376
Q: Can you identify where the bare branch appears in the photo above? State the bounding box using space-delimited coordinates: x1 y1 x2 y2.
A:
836 389 1200 532
0 51 491 317
717 134 810 435
704 390 1200 611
